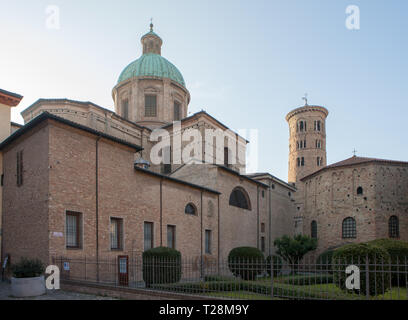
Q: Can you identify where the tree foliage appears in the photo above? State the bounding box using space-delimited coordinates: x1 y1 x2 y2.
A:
273 235 317 272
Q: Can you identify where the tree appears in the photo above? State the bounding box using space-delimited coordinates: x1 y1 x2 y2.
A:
273 235 317 274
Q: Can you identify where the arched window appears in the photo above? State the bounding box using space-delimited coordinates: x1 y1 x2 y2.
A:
311 221 317 239
229 187 251 210
357 187 363 195
342 217 356 239
185 203 197 215
389 216 399 238
298 120 307 132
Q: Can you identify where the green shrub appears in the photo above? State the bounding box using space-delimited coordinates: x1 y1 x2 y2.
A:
11 258 45 278
142 247 182 287
204 275 235 282
277 274 334 285
332 243 391 296
265 255 283 277
316 249 336 274
368 239 408 286
228 247 265 280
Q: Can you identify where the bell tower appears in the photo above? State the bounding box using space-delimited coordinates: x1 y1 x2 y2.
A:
286 98 329 186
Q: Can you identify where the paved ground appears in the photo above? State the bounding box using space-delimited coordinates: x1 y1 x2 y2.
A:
0 281 117 300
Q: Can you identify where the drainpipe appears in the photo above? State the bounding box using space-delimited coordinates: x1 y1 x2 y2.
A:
257 186 260 249
217 194 220 268
160 178 163 246
96 136 101 282
200 191 203 278
269 181 272 255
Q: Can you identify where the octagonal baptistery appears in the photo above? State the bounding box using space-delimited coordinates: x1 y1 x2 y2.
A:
112 24 191 129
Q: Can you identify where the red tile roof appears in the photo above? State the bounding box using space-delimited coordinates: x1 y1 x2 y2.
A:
301 156 408 181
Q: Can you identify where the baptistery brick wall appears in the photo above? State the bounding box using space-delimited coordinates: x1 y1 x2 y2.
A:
302 162 408 255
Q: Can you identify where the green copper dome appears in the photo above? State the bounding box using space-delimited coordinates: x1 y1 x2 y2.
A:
117 53 186 88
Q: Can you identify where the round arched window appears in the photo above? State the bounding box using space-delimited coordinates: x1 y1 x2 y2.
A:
389 216 399 238
229 187 251 210
357 187 363 195
342 217 356 239
311 221 317 239
185 203 197 215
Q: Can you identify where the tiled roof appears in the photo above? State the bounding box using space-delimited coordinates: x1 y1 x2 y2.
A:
301 156 408 181
0 112 143 152
117 53 186 88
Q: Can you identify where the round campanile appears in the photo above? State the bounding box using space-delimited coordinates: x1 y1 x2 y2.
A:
286 104 329 186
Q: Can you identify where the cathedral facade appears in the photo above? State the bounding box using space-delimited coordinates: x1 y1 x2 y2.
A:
0 25 407 269
0 25 296 266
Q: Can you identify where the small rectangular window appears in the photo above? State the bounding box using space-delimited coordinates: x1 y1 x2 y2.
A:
261 236 265 252
16 150 23 187
224 147 229 167
66 211 82 249
145 95 157 117
144 222 154 251
110 218 123 250
161 146 172 174
122 99 129 119
205 230 212 254
174 101 181 121
167 225 176 249
261 223 265 233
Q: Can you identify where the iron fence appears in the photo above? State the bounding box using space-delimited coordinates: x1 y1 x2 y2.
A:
52 255 408 300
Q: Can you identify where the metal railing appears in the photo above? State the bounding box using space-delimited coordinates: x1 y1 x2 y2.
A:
52 255 408 300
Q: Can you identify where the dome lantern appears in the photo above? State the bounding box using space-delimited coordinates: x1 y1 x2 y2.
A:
141 22 163 55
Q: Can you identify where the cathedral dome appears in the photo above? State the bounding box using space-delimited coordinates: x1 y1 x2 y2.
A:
117 53 186 88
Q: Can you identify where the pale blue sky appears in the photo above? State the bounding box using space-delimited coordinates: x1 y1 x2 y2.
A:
1 0 407 181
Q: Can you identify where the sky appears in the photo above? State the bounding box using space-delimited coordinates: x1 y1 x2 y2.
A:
1 0 407 181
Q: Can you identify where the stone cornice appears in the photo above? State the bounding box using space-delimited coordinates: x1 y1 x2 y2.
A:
0 88 23 107
285 105 329 122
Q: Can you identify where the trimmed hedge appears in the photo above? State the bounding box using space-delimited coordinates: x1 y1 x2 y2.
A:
142 247 182 287
368 239 408 286
11 258 45 278
153 279 351 300
316 249 335 274
266 255 283 277
332 243 391 296
228 247 265 280
277 274 334 285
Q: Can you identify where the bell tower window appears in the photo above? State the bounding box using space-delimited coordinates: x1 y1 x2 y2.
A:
314 120 321 131
145 95 157 117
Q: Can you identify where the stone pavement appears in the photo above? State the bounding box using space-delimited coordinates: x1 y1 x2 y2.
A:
0 281 117 300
